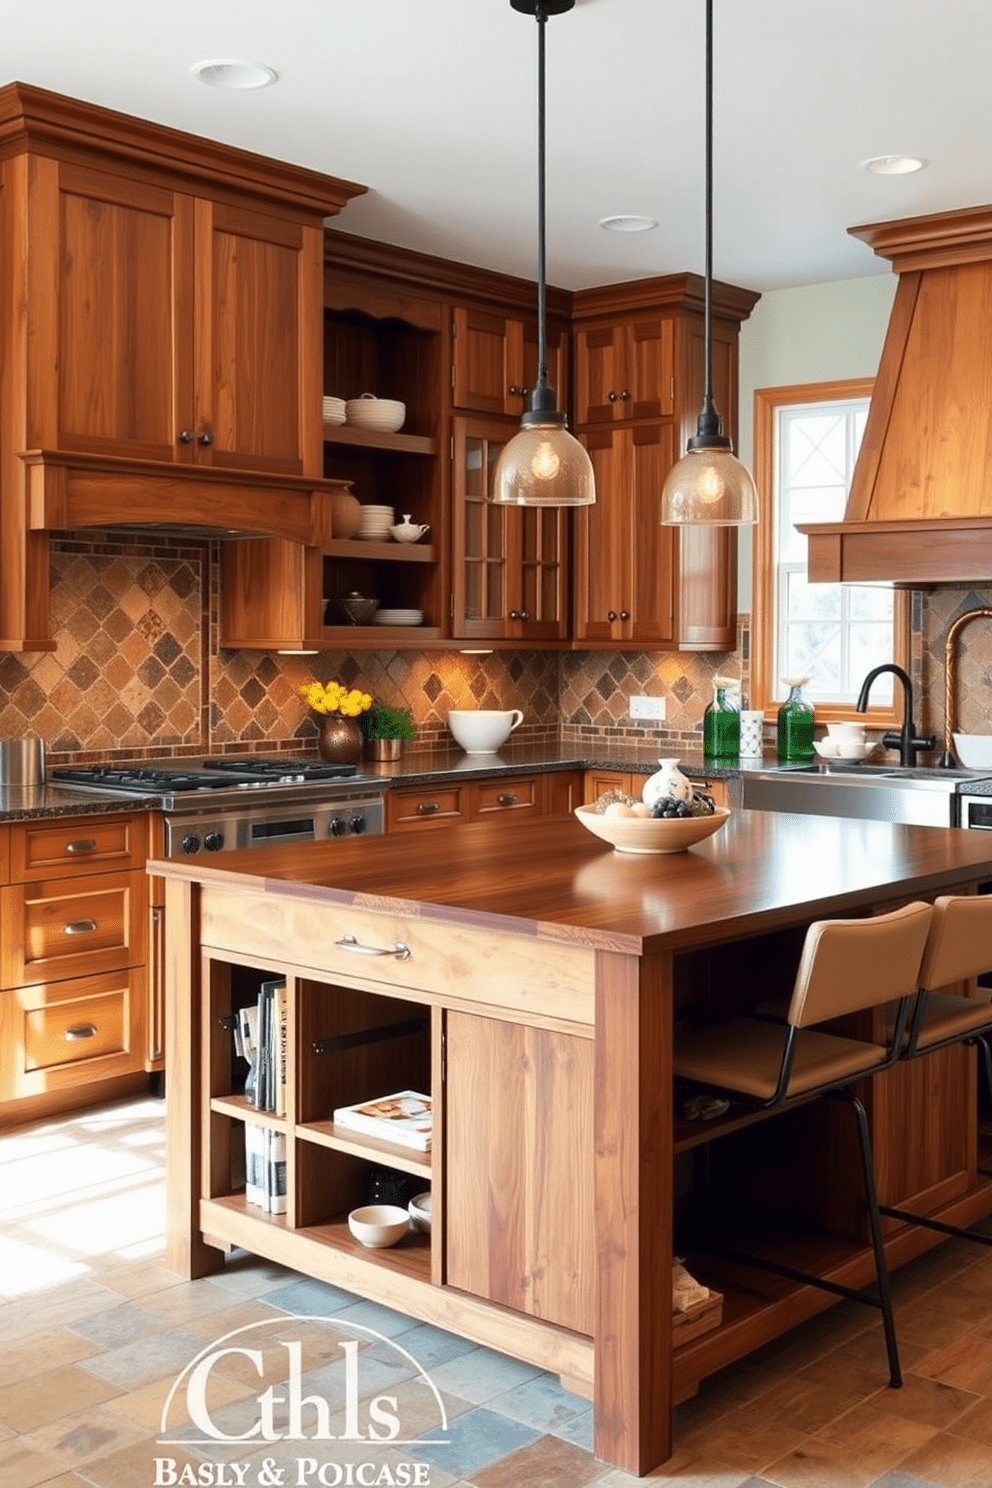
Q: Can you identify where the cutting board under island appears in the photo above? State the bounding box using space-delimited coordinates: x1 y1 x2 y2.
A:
156 809 992 1475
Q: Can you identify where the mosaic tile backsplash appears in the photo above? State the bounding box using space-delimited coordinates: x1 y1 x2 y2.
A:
1 532 991 765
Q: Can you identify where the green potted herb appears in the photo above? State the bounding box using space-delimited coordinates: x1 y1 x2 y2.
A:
363 700 416 761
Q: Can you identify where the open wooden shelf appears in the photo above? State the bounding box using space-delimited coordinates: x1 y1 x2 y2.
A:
304 1214 432 1280
318 625 442 645
210 1093 288 1130
323 424 437 456
324 539 435 562
297 1117 432 1179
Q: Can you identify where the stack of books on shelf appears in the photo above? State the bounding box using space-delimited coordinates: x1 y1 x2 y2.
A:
234 978 289 1116
332 1089 432 1152
232 978 289 1214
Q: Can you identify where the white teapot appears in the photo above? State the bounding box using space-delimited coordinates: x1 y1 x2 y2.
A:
391 514 430 543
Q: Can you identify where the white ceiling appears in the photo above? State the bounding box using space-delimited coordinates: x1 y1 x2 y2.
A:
7 1 991 294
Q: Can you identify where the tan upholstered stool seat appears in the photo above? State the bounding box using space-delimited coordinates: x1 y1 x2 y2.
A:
675 1019 887 1101
909 989 992 1049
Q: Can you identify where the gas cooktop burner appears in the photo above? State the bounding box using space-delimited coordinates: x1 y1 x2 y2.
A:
52 766 241 793
203 757 359 783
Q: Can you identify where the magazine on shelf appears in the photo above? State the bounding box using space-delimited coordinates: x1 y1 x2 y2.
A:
236 979 288 1113
333 1090 432 1152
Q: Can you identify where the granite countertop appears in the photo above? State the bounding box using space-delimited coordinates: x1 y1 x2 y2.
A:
0 782 161 823
356 742 781 788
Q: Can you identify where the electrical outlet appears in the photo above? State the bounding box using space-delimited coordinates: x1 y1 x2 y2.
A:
630 694 666 721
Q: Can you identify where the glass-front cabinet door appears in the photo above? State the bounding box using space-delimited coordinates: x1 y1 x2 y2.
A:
452 416 568 641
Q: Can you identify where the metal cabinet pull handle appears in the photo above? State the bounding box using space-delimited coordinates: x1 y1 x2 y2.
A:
66 839 97 854
508 384 528 396
64 1023 97 1041
496 793 518 806
198 431 214 446
416 801 440 814
335 933 411 962
64 919 98 935
509 609 531 622
178 429 196 444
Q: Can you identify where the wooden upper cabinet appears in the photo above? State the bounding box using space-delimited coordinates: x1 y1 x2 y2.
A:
451 415 568 642
451 305 566 417
39 163 322 478
574 424 676 646
574 315 674 426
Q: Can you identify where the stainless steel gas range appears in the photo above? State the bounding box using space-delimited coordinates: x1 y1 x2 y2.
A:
50 757 385 857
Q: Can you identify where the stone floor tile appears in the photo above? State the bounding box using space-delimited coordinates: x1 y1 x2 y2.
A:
484 1370 591 1434
405 1404 539 1478
0 1327 102 1388
894 1429 992 1488
471 1431 606 1488
0 1437 73 1488
944 1394 992 1447
0 1364 124 1434
19 1401 152 1472
76 1326 211 1389
261 1276 358 1315
912 1332 992 1395
427 1345 545 1404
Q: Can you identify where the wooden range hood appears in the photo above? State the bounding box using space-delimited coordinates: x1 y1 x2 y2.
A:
800 204 992 586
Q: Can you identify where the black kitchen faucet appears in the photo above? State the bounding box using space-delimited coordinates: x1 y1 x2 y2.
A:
856 664 935 768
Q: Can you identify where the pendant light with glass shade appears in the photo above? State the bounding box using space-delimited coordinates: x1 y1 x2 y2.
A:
492 0 595 509
660 0 757 526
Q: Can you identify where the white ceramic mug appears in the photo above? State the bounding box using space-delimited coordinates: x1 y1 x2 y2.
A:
448 709 524 754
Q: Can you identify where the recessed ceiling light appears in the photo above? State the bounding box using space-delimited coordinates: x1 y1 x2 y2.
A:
599 215 658 233
861 155 927 176
192 59 279 91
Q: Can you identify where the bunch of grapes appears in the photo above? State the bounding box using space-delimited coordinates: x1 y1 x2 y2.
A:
649 793 716 820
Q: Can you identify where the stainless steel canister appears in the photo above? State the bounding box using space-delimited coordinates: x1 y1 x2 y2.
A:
0 737 46 786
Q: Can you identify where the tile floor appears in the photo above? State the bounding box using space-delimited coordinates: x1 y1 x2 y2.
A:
3 1095 992 1487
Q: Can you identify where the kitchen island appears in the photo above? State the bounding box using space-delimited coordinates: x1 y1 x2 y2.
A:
158 809 992 1474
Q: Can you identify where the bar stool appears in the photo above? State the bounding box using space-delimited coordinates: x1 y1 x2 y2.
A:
674 899 934 1389
879 892 992 1242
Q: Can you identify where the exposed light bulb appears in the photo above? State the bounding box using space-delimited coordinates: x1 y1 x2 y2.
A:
531 441 562 481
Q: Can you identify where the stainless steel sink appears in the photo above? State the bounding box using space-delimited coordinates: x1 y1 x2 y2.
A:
742 763 982 826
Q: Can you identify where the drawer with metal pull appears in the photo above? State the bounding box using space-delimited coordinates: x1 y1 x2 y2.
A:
9 813 148 881
385 785 468 831
0 869 147 988
0 968 146 1099
474 776 540 818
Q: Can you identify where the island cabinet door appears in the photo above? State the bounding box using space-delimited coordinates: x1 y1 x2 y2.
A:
443 1010 594 1336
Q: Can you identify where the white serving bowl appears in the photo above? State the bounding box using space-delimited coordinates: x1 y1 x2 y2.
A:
448 708 524 754
347 1204 410 1249
813 739 877 762
574 804 731 855
408 1191 432 1234
322 396 346 426
346 396 406 433
954 733 992 769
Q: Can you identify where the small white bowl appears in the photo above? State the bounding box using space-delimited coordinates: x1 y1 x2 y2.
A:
346 396 406 433
347 1204 410 1249
408 1191 432 1233
574 804 731 855
954 733 992 769
813 739 877 763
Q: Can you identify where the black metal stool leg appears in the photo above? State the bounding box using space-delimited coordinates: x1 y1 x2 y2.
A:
833 1089 902 1388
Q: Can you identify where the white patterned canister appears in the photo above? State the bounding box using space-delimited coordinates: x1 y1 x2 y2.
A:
739 710 765 758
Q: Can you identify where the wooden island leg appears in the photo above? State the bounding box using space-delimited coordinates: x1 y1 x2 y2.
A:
164 876 223 1279
593 948 673 1474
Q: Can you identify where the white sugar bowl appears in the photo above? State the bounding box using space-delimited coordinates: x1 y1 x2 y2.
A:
391 514 430 543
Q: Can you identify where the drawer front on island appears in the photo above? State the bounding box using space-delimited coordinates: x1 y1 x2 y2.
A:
199 888 596 1028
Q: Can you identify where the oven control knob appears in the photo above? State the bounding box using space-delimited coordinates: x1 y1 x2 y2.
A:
181 833 200 855
203 831 225 852
349 815 367 835
329 817 347 837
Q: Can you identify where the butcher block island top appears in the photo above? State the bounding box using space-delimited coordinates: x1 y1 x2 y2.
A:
157 811 992 1476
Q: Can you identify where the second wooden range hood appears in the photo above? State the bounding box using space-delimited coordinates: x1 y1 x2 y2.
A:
800 204 992 586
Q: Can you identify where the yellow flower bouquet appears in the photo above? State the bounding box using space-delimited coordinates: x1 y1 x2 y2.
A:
297 681 372 718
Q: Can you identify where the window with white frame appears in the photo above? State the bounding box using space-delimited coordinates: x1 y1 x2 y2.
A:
752 380 907 719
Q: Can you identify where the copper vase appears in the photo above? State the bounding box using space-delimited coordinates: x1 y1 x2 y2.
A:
315 714 365 766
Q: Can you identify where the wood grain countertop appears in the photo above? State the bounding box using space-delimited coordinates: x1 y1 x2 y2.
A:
150 808 992 956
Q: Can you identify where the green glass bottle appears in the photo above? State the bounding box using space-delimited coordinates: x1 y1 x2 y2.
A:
703 678 740 759
777 678 815 761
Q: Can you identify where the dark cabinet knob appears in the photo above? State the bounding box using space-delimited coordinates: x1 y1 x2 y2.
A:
178 429 196 444
619 389 631 401
508 384 529 397
619 610 630 621
607 390 618 402
607 610 617 622
509 609 531 621
198 431 215 447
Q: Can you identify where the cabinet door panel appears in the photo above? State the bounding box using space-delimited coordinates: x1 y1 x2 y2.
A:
574 324 622 425
452 306 521 414
516 505 568 640
445 1010 594 1335
574 429 631 642
54 164 191 462
196 201 319 476
630 423 676 644
630 316 674 420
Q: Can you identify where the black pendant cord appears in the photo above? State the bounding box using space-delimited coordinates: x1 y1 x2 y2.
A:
535 0 549 393
689 0 727 450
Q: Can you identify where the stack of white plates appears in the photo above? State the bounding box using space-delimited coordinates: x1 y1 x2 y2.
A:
346 396 406 433
356 504 395 540
373 609 424 627
322 395 346 426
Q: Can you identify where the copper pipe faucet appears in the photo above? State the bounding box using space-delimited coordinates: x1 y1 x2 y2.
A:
941 607 992 767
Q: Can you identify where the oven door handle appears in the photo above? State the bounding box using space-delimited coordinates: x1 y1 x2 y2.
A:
335 933 411 962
